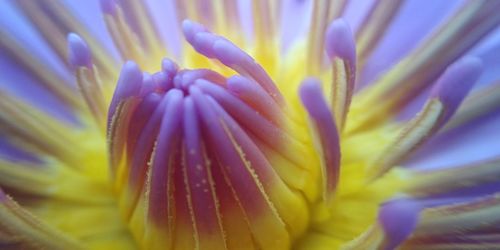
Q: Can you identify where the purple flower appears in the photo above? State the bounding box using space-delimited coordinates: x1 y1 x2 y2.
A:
0 1 499 249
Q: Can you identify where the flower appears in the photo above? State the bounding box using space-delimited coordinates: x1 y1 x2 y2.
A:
0 0 500 249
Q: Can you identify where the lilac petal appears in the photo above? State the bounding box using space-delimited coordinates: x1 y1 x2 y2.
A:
355 1 403 64
471 27 500 87
405 157 500 199
279 0 313 52
407 110 500 170
0 60 78 124
378 198 422 250
62 0 120 63
67 33 92 69
99 0 117 15
359 0 463 88
2 1 71 80
0 137 42 163
341 0 375 33
144 0 183 58
356 1 499 131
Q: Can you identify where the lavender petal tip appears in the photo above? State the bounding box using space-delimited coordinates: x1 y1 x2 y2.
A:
161 58 178 75
213 39 247 66
325 18 356 62
430 56 483 120
378 198 422 250
108 61 143 121
182 19 208 44
67 33 92 68
299 78 328 119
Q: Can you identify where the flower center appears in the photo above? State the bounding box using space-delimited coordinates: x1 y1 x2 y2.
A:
100 20 405 250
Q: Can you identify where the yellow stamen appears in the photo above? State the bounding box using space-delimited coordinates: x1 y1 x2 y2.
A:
367 100 444 181
75 65 107 131
0 191 82 249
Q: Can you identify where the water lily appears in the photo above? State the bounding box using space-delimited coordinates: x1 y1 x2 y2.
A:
1 0 500 249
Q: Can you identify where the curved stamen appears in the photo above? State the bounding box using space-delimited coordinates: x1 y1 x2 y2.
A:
190 86 291 249
325 19 356 130
120 92 169 219
108 61 143 125
145 89 183 248
195 79 307 167
367 57 482 181
68 34 107 129
182 96 226 249
206 95 309 238
227 75 282 125
299 78 341 203
182 20 284 104
107 62 143 175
